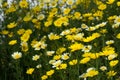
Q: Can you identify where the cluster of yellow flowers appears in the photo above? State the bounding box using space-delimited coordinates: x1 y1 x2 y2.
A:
1 0 120 80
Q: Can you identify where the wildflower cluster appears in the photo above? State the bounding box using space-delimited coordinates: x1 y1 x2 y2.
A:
1 0 120 80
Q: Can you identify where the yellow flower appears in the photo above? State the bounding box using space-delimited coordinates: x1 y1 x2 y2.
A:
60 17 69 25
31 40 38 47
44 21 52 27
86 70 99 77
32 18 38 24
109 60 119 67
83 33 101 42
63 8 71 15
41 75 48 80
26 68 34 74
82 52 92 57
23 15 32 22
48 33 61 40
116 33 120 39
32 6 41 13
20 33 30 42
69 43 84 52
21 42 28 52
99 29 107 34
56 47 66 54
92 33 101 38
20 30 32 42
102 46 115 51
86 68 99 77
6 6 16 13
53 55 61 60
9 40 17 45
19 0 28 8
2 2 8 7
88 16 94 20
7 22 17 29
8 32 13 37
34 22 41 29
107 70 117 78
46 70 55 76
106 0 115 4
17 29 25 35
70 27 79 33
11 52 22 59
98 4 107 10
66 0 74 5
43 0 50 3
89 53 99 59
25 29 32 34
1 30 9 35
65 35 74 41
56 63 67 70
117 2 120 6
75 0 81 5
74 12 81 19
69 59 78 65
80 57 90 64
101 50 115 56
83 13 92 17
93 10 103 17
108 15 117 21
54 19 62 27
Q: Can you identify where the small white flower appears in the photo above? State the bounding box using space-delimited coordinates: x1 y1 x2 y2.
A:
52 60 62 68
36 64 42 68
79 73 87 78
66 0 74 5
74 33 84 40
108 53 118 60
87 67 95 72
86 26 96 31
49 60 56 64
61 53 70 60
99 22 107 27
81 24 88 29
112 23 120 28
46 51 55 56
49 1 57 8
82 45 92 52
100 66 107 71
41 43 47 49
60 29 71 36
37 14 45 20
33 42 42 50
43 0 51 3
32 55 40 61
114 16 120 24
106 40 114 45
33 41 47 50
11 52 22 59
